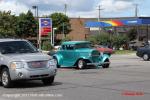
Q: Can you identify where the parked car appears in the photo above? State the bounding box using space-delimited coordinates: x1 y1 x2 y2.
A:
136 45 150 61
129 41 145 50
53 41 110 69
95 45 114 55
0 39 57 88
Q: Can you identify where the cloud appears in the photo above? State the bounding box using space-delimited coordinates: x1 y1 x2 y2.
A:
16 0 95 12
0 0 147 18
99 0 133 13
0 0 29 15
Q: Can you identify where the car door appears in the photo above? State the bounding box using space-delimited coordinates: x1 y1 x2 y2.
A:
62 44 76 67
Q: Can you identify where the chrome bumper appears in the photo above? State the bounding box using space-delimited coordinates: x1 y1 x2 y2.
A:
87 62 110 66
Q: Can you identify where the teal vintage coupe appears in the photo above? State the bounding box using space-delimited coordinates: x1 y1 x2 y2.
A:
53 41 110 69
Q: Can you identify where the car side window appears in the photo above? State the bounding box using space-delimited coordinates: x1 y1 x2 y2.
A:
66 45 74 50
62 45 66 50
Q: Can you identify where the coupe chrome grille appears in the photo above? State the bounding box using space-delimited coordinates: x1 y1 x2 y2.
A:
92 50 100 57
91 50 100 63
28 61 47 69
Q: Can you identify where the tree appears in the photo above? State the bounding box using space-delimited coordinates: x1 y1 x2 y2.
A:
112 34 129 49
0 11 17 38
87 33 111 45
49 13 71 36
15 10 37 38
127 28 137 41
87 33 129 49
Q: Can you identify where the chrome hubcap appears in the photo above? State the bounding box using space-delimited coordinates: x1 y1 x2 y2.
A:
78 60 83 68
2 71 8 86
144 54 148 60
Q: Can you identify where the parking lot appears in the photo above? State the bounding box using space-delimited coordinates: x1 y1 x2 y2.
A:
1 54 150 100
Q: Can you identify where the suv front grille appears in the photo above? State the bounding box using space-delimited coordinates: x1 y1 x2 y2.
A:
28 61 47 69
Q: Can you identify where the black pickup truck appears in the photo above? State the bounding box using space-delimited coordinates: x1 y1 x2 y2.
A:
136 45 150 61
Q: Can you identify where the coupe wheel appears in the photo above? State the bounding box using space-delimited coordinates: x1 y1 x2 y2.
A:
1 68 12 88
143 54 149 61
42 76 55 85
102 59 110 68
77 59 86 69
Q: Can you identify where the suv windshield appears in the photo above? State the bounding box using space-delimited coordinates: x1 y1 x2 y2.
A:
75 43 92 49
0 41 38 54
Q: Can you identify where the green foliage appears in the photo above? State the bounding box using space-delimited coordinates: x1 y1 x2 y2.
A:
15 10 37 38
0 10 37 38
87 33 129 49
112 34 129 49
42 41 53 51
127 28 137 41
0 11 17 38
61 36 71 43
49 13 71 36
87 33 111 45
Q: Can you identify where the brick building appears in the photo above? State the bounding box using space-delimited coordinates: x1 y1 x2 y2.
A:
67 17 150 42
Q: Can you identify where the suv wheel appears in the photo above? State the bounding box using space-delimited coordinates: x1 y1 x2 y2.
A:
42 76 55 85
143 54 149 61
53 58 60 68
77 59 86 69
1 68 12 88
102 59 110 68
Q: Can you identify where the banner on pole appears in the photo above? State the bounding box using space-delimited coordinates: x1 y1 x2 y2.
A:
39 18 52 36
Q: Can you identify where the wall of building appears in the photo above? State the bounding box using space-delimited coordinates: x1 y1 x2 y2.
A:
68 17 150 41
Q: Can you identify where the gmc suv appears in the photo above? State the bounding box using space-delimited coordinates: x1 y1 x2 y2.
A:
0 39 57 88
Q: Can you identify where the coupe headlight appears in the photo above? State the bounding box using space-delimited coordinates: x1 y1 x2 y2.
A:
10 62 24 70
100 52 104 56
48 59 56 68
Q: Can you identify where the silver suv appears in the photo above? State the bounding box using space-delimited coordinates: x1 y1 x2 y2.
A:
0 39 57 88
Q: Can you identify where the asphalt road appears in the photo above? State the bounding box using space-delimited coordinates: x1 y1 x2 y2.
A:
1 54 150 100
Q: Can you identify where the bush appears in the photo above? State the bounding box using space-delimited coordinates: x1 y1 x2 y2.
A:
42 41 53 51
87 33 129 50
61 36 71 43
112 34 129 49
87 33 111 45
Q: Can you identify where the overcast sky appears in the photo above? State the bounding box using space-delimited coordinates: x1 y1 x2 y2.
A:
0 0 149 18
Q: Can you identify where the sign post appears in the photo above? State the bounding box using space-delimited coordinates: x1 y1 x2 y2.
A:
39 18 52 49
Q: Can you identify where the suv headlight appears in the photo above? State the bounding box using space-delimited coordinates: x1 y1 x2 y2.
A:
10 62 24 70
48 59 56 68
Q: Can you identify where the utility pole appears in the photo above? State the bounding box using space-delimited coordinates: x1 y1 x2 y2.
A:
134 4 138 17
133 4 139 41
97 5 104 34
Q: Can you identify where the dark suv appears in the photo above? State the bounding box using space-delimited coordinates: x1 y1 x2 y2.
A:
136 45 150 61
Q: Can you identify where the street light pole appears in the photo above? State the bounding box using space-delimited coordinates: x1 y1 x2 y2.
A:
64 4 67 16
32 6 40 49
52 28 57 46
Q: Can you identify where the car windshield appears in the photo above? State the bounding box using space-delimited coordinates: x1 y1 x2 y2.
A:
75 43 92 49
0 41 38 54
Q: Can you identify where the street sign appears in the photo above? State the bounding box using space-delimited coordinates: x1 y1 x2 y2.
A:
39 18 52 36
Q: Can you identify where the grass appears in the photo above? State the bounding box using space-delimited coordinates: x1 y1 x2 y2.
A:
114 50 136 55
